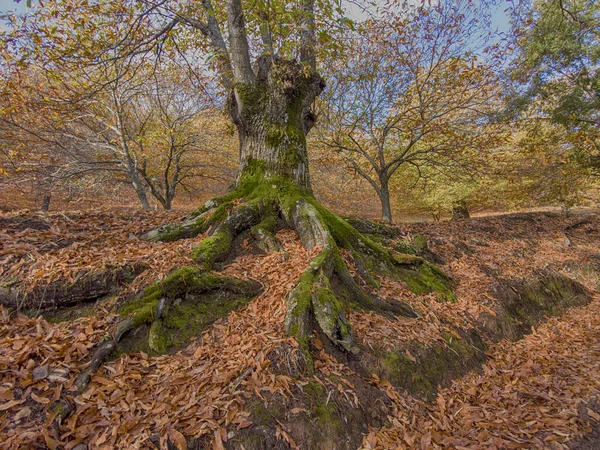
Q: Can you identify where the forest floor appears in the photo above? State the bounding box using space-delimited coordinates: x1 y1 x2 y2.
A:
1 207 600 449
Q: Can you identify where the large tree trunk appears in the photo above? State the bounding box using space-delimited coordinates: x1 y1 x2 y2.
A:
232 57 324 190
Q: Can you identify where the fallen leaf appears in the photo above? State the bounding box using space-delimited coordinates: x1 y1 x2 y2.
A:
168 428 187 450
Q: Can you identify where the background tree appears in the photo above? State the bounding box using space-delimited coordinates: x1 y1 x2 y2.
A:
510 117 596 214
318 0 507 222
0 50 228 210
508 0 600 174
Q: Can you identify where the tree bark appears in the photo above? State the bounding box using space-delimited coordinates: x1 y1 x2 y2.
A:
232 57 324 190
96 58 455 386
452 199 470 220
378 182 393 223
132 178 151 211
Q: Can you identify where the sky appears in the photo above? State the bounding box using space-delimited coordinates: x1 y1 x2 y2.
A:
0 0 26 14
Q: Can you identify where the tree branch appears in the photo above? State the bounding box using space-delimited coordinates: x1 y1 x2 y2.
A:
225 0 255 83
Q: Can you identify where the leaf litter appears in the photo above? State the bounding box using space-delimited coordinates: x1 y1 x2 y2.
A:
1 209 600 449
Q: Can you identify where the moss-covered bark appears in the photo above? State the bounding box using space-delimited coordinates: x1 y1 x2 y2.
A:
75 267 263 391
118 266 262 353
130 160 457 369
138 161 453 367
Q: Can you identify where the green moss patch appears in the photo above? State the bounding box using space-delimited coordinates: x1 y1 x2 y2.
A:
398 262 457 302
378 271 591 400
491 269 591 338
382 331 487 400
118 267 262 355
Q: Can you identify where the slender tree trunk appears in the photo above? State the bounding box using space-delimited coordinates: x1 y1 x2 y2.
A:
127 163 151 210
378 181 393 223
132 179 151 211
452 199 470 220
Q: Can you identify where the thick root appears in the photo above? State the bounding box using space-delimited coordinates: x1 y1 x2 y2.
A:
285 245 357 356
192 201 272 269
283 196 454 358
251 213 282 253
140 199 220 242
86 176 454 390
76 267 262 392
0 263 147 311
122 266 262 334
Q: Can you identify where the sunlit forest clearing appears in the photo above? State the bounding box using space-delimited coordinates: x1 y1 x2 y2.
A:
1 0 600 449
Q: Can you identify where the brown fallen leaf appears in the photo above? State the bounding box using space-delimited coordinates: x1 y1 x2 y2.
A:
587 408 600 422
237 419 253 429
168 428 187 450
31 392 51 405
213 428 225 450
0 387 14 401
14 406 31 421
0 399 25 411
32 364 50 381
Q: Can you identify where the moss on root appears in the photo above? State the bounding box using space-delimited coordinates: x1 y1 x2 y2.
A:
162 296 250 350
135 160 455 362
303 381 343 432
488 270 591 339
192 227 233 268
399 262 457 302
118 267 262 354
310 273 356 353
383 331 487 400
251 213 282 253
148 320 168 354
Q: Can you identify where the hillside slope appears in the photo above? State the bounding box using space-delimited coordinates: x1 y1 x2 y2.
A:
1 209 600 449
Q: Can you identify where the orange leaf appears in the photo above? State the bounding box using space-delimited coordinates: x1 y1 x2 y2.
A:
31 392 51 405
0 399 25 411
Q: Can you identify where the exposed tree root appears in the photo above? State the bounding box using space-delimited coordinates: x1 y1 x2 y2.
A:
139 199 221 242
0 263 147 311
75 267 262 392
74 165 454 393
134 166 455 366
283 197 454 361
